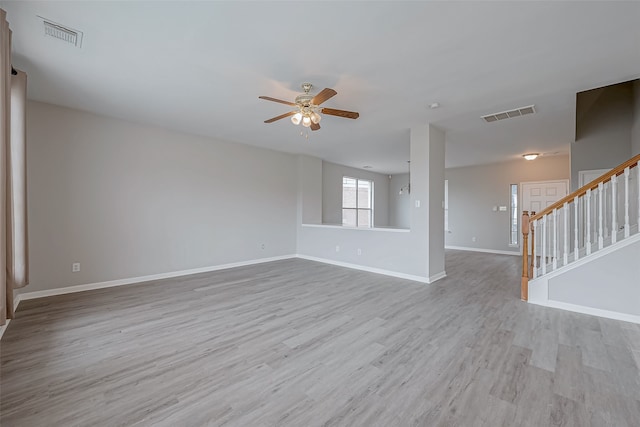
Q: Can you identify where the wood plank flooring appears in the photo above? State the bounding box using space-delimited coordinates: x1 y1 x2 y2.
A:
1 250 639 426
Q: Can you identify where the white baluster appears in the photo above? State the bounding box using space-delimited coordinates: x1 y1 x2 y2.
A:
552 209 558 270
574 197 579 261
598 182 604 250
586 189 592 255
532 219 538 279
541 216 547 276
563 202 568 266
611 174 617 244
624 167 630 238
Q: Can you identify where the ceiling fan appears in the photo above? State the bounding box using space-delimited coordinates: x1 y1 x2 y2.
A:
259 83 359 131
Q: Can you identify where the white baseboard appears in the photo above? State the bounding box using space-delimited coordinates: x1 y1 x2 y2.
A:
529 299 640 325
0 319 10 340
18 254 297 301
0 295 22 340
295 254 430 283
429 271 447 283
445 245 520 256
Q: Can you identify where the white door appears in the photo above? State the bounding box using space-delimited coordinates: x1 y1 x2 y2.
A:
521 180 569 256
521 180 569 215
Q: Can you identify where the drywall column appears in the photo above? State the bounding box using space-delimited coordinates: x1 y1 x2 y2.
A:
411 124 446 281
632 80 640 156
296 155 322 226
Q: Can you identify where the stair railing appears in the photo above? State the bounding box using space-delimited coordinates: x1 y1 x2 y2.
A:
521 153 640 301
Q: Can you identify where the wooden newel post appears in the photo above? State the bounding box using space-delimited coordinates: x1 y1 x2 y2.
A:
521 211 530 301
529 211 535 278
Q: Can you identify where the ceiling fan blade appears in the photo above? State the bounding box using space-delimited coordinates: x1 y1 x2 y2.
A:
321 108 360 119
310 122 321 131
312 88 337 105
259 96 296 106
264 111 296 123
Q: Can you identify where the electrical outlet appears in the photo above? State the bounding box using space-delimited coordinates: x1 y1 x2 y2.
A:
357 248 362 255
472 237 477 242
72 262 80 273
335 245 340 252
261 243 265 250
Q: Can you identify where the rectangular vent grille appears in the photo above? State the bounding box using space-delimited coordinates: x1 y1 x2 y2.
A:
40 17 83 47
482 105 535 123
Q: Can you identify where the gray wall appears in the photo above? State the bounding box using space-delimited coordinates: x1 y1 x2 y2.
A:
445 155 570 253
572 81 633 191
297 124 446 281
27 101 297 292
548 238 640 316
426 125 446 278
632 80 640 156
389 173 410 229
297 155 322 225
322 161 390 227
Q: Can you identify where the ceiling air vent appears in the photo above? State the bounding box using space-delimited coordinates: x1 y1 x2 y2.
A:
481 105 535 123
39 17 83 48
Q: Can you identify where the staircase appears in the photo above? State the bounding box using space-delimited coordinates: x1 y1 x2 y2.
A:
520 153 640 322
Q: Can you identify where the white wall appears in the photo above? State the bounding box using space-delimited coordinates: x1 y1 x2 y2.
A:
389 173 410 229
632 79 640 156
322 161 390 227
445 155 570 253
27 101 297 292
572 81 633 191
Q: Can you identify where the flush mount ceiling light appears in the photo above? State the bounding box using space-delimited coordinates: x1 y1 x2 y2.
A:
523 153 539 161
259 83 359 133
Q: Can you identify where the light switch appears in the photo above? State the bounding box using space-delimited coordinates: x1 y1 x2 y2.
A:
415 200 421 208
499 206 507 212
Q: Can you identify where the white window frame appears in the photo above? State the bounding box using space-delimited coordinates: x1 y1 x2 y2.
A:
444 180 449 232
509 183 519 246
342 176 374 228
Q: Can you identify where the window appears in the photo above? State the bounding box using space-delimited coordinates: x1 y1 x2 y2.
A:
342 177 373 227
444 180 449 232
510 184 518 246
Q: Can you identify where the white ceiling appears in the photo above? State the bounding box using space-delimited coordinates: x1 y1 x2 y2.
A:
2 1 639 173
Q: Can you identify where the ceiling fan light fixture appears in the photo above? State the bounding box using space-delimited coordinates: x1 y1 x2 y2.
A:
259 83 359 131
291 112 302 125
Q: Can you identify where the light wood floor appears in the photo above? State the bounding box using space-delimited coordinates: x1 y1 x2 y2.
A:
1 251 639 426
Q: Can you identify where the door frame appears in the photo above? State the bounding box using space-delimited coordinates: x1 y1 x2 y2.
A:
578 169 611 189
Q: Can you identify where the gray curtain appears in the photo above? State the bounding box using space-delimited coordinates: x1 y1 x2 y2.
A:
1 8 28 326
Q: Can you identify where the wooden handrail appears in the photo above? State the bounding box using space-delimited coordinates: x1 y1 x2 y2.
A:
521 210 530 301
531 153 640 221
